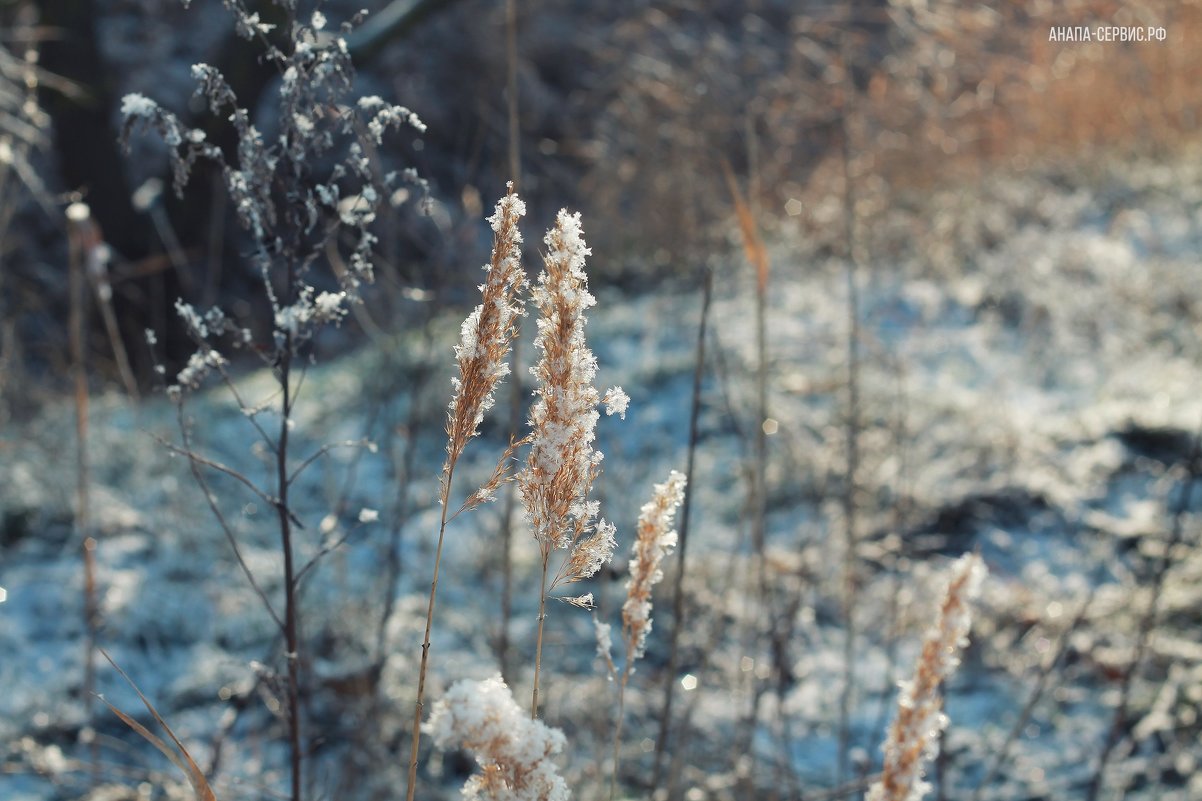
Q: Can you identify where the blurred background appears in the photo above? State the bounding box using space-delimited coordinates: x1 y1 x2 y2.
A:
5 0 1200 403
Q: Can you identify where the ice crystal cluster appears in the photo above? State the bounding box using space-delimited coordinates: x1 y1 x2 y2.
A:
121 3 425 396
424 675 569 801
867 553 987 801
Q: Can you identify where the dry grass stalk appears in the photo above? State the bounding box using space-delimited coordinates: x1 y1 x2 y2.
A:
100 650 217 801
607 470 686 797
653 265 711 792
518 209 625 719
66 201 99 779
722 152 773 794
867 553 986 801
406 185 528 801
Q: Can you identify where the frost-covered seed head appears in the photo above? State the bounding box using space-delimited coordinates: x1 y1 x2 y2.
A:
444 184 527 475
519 210 616 585
867 553 986 801
622 470 686 663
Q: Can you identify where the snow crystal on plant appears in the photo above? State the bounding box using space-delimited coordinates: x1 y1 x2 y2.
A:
489 193 527 233
563 593 595 609
545 210 592 281
570 518 616 581
424 676 568 801
602 386 629 419
358 508 378 524
175 299 209 339
120 94 158 119
274 287 349 338
594 618 613 663
174 349 226 392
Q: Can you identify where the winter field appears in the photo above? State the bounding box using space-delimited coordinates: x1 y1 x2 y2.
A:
5 149 1202 799
3 2 1202 801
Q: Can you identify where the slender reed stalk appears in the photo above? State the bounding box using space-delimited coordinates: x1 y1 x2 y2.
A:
836 39 863 786
405 186 527 801
532 554 550 718
66 202 98 778
375 320 436 669
506 0 521 189
275 328 302 801
867 554 986 801
1083 429 1201 801
971 590 1093 801
652 265 711 788
497 331 523 683
720 156 772 791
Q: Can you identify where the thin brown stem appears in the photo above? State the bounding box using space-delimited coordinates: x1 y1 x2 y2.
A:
531 551 550 719
498 334 523 682
836 37 862 787
155 436 278 505
375 322 436 667
609 668 631 801
276 339 301 801
505 0 520 189
405 462 456 801
653 266 711 787
177 404 284 633
972 591 1093 801
68 208 98 780
1084 431 1200 801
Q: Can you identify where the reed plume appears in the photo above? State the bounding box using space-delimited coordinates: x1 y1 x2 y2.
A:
867 553 986 801
518 209 624 718
608 469 686 797
406 185 528 801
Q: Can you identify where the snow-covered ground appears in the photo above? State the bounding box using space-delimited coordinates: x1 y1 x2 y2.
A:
4 152 1202 801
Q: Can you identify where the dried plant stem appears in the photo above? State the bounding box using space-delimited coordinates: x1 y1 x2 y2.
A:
275 335 302 801
91 268 140 401
972 590 1093 801
720 150 771 794
409 187 527 801
609 669 632 801
67 210 98 778
653 265 711 787
519 208 616 723
406 462 456 801
531 553 551 719
505 0 520 188
1083 430 1200 801
835 39 863 786
376 322 435 667
497 333 522 682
